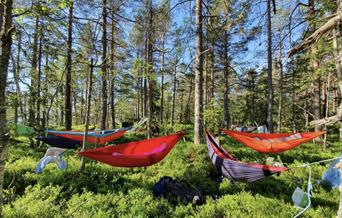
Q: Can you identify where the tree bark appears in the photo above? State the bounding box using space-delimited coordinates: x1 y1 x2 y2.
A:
146 0 153 138
37 28 43 128
12 32 24 123
266 0 273 132
333 26 342 140
288 13 342 56
171 60 177 126
160 33 165 124
0 3 3 33
65 0 73 130
277 31 283 133
0 0 13 215
186 76 193 124
101 0 108 130
223 31 230 129
110 19 116 129
42 47 49 129
194 0 203 144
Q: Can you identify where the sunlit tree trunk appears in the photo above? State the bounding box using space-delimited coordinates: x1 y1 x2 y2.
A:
194 0 203 144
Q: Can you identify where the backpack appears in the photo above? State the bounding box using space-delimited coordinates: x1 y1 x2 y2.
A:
152 176 203 205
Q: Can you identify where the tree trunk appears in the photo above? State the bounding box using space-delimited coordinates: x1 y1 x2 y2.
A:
194 0 203 144
29 15 39 130
204 35 208 106
42 48 49 129
80 59 94 171
110 19 116 129
312 48 322 135
64 0 73 130
171 61 177 126
101 0 108 130
210 46 214 102
37 29 43 129
0 0 13 214
146 0 153 138
160 33 165 124
179 90 184 123
186 77 193 123
15 31 24 122
277 31 283 133
0 3 3 33
266 0 273 133
292 66 296 131
223 31 230 129
333 27 342 141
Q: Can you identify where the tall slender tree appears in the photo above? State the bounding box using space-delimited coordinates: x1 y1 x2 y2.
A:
266 0 273 132
101 0 108 130
28 7 40 131
223 30 230 128
146 0 154 138
194 0 203 144
65 0 74 130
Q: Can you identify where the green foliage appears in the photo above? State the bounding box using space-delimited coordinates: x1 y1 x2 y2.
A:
3 130 341 217
4 185 62 218
203 102 223 133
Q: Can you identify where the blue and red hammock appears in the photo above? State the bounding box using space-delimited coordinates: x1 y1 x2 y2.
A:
206 130 288 182
36 127 131 149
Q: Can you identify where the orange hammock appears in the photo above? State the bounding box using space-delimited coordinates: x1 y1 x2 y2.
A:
222 130 325 153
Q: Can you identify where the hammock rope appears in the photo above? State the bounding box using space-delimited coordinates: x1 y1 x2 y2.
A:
291 156 341 217
293 165 312 218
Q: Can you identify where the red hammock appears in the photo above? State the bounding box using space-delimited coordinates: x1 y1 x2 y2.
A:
79 131 186 167
222 130 325 153
51 129 128 145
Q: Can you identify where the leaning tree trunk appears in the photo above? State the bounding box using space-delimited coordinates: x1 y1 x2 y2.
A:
266 0 273 133
194 0 203 144
65 0 73 130
0 0 13 215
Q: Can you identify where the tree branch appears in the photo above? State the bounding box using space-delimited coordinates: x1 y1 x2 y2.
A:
288 12 342 56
